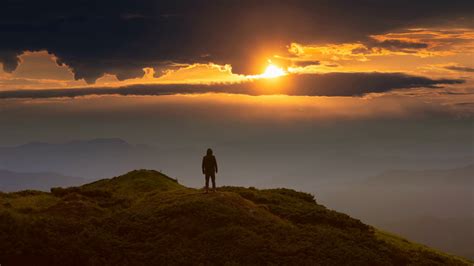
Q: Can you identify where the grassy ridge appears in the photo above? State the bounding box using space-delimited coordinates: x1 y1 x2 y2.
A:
0 170 470 265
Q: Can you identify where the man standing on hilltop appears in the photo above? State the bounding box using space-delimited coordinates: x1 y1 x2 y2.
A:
202 148 218 193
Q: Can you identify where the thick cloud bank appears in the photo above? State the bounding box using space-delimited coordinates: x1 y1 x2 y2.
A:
0 72 463 99
0 0 473 83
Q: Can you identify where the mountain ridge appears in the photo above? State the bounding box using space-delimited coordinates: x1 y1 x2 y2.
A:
0 169 85 192
367 164 473 185
0 170 470 265
0 139 161 179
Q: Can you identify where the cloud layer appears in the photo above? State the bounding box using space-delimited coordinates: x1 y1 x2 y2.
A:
1 0 472 83
445 65 474 73
0 72 463 99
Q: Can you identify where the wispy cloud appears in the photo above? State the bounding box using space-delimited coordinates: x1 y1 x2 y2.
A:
0 72 463 99
444 65 474 73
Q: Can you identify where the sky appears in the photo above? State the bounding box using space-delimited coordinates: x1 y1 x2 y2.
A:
0 0 472 165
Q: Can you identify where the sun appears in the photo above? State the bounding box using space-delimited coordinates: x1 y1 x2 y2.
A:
261 64 286 78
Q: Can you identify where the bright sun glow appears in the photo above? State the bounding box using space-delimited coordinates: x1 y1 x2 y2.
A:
261 64 286 78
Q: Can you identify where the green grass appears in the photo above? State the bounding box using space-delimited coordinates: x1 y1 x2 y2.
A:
0 170 471 265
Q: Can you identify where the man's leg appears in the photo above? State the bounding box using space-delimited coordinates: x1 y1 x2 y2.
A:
211 174 216 192
205 174 210 193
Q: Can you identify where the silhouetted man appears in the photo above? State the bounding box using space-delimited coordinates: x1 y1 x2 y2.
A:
202 148 218 193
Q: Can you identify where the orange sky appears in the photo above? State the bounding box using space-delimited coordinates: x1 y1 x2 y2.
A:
0 27 473 119
1 28 472 91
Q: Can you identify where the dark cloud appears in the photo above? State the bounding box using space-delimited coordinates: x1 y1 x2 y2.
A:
292 60 321 68
370 40 429 52
440 91 473 95
0 50 20 72
351 47 371 54
445 65 474 72
0 72 463 99
353 39 430 55
0 0 473 83
455 102 474 106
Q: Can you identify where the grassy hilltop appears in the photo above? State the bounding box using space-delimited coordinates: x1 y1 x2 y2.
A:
0 170 470 265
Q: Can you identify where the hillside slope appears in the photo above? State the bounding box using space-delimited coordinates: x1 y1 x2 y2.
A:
0 170 470 265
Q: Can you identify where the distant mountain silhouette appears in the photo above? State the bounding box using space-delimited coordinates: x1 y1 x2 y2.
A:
318 164 474 260
0 170 470 265
381 216 474 262
0 169 84 192
0 139 161 179
367 164 473 185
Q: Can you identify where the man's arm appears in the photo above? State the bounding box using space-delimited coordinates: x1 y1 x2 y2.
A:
214 157 218 173
202 157 205 174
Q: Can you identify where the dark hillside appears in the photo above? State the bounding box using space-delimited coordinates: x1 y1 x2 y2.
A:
0 170 470 265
